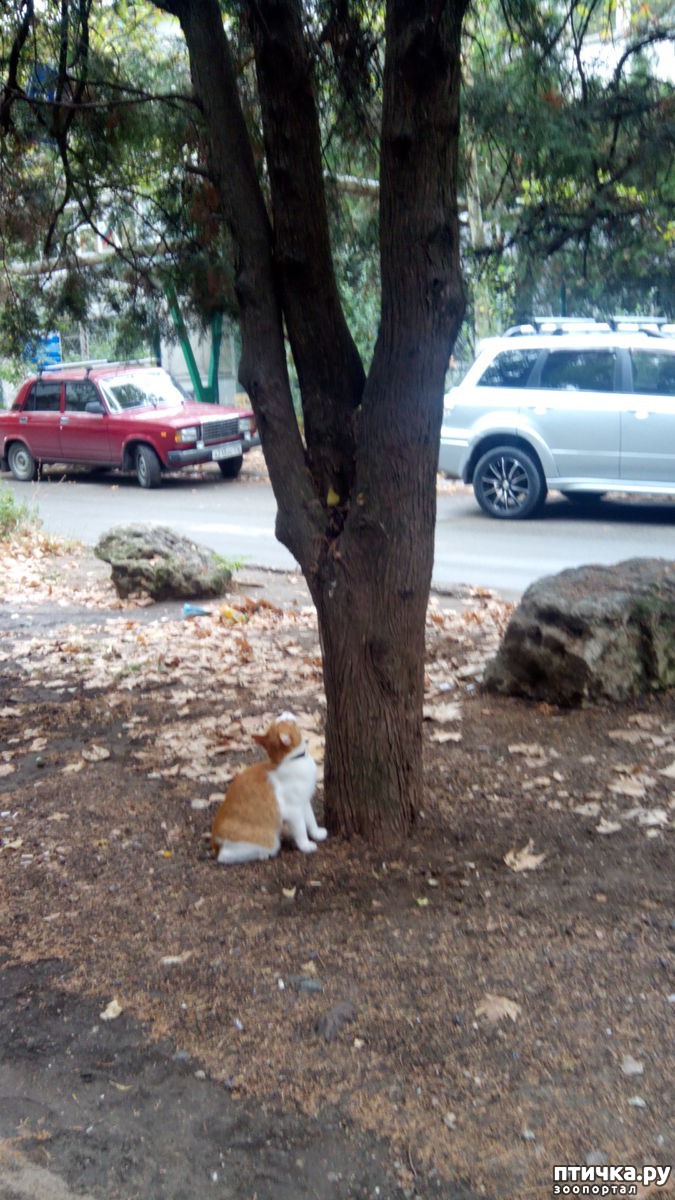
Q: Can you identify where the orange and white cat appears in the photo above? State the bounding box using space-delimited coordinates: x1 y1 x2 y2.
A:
211 712 327 864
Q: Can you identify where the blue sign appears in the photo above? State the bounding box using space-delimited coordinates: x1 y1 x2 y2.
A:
26 332 62 369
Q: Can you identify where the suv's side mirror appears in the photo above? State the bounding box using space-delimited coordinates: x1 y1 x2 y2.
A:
85 400 105 415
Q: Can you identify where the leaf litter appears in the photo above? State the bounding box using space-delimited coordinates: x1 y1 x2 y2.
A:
0 533 673 1198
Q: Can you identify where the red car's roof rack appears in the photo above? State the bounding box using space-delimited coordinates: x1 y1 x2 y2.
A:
39 357 158 377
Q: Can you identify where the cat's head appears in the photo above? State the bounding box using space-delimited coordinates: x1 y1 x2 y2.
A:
253 712 305 765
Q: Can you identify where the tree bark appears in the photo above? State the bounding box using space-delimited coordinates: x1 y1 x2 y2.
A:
154 0 469 847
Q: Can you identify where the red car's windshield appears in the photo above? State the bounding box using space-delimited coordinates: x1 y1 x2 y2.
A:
100 370 187 413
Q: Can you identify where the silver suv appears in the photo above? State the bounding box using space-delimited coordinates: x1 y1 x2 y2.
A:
439 317 675 518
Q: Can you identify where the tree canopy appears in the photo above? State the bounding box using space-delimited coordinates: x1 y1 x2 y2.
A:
461 0 674 337
1 0 672 364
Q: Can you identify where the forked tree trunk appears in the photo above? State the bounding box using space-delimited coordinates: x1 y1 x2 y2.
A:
155 0 468 845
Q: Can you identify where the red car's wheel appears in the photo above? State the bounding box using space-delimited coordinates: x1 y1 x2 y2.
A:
7 442 38 482
135 445 162 489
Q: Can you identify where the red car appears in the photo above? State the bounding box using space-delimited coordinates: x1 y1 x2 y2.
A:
0 362 256 488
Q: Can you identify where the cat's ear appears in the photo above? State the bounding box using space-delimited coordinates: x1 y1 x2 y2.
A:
279 731 292 747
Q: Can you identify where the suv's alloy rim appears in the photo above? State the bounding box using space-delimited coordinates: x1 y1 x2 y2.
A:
480 455 530 512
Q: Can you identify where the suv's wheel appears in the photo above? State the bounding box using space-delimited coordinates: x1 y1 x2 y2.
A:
8 442 38 482
473 445 545 519
217 453 243 479
135 445 162 488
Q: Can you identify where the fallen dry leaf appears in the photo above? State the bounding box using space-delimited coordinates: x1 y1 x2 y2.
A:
0 838 23 852
475 993 522 1024
508 742 547 758
633 807 669 828
609 776 654 799
596 817 623 835
82 744 111 763
423 701 462 723
100 998 123 1021
573 801 602 818
429 729 462 744
504 840 547 873
62 761 84 774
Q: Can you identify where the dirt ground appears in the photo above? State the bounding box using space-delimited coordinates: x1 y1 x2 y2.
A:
0 522 673 1200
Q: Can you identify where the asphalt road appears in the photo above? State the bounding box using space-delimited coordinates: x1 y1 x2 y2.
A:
3 466 674 597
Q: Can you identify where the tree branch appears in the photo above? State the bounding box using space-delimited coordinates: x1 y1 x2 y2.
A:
245 0 365 505
152 0 323 565
612 26 674 88
377 1 468 389
0 0 34 134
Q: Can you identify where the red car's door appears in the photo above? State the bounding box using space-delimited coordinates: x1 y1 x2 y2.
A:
15 380 63 458
59 381 113 464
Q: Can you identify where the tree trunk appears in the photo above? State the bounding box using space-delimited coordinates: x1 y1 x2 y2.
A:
155 0 468 845
310 514 432 845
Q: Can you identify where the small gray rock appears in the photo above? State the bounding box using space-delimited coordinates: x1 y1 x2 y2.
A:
288 975 324 994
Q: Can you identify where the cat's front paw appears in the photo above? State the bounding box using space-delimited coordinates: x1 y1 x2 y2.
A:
299 840 318 853
314 827 328 841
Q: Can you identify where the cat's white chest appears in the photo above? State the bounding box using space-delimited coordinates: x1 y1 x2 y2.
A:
270 751 317 815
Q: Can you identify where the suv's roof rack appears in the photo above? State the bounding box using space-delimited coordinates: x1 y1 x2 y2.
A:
504 317 609 336
608 315 667 333
504 315 668 338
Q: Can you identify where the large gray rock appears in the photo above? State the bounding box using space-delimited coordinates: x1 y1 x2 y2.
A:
95 524 232 600
483 558 675 705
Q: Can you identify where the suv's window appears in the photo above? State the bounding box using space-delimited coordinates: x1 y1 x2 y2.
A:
477 349 539 388
65 380 101 412
18 382 62 412
630 350 675 397
539 350 615 392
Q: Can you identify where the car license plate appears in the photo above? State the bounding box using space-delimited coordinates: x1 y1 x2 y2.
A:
211 441 242 461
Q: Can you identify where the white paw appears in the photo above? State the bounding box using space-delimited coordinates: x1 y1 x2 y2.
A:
314 827 328 841
298 840 317 853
